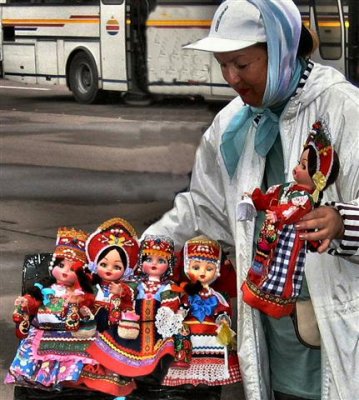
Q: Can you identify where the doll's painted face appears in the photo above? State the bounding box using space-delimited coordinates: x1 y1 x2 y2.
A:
292 148 315 189
52 258 78 287
142 255 169 280
97 248 125 283
188 259 217 287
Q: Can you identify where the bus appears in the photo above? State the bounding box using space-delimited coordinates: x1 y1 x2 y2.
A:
0 0 358 104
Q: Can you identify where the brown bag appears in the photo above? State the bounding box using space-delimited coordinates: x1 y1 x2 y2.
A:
292 299 321 349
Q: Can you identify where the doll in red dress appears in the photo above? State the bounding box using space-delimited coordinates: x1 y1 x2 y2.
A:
75 217 141 395
84 217 140 334
88 234 182 380
163 236 241 387
241 120 340 318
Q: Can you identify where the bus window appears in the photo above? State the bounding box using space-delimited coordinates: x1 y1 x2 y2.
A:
313 0 342 60
102 0 123 4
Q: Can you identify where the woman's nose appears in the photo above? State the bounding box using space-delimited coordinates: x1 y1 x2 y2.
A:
224 66 241 86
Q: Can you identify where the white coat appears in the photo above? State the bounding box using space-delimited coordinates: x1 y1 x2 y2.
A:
145 63 359 400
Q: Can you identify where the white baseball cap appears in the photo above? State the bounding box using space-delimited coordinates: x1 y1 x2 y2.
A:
184 0 266 52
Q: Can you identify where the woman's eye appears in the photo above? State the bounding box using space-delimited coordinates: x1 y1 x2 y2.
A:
158 258 167 264
99 262 107 268
114 265 123 271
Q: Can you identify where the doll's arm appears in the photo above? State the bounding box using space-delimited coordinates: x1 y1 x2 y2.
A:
252 186 281 211
79 293 95 310
268 194 313 227
117 284 136 311
14 294 42 316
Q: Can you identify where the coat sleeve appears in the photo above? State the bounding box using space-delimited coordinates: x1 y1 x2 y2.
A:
144 116 234 249
322 84 359 263
327 201 359 260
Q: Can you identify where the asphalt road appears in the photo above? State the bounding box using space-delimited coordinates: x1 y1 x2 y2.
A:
0 80 244 399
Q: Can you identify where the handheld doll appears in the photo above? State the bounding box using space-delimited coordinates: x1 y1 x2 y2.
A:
5 227 98 389
85 217 140 333
88 234 182 379
163 236 241 387
241 120 340 318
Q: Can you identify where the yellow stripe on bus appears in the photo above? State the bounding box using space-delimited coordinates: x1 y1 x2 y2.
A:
148 19 349 29
147 19 211 27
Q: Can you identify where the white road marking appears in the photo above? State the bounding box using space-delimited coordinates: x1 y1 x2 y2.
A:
0 85 50 91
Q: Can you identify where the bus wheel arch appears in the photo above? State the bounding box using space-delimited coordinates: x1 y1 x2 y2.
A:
67 49 103 104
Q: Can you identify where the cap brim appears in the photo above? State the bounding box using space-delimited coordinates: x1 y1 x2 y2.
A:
183 37 258 52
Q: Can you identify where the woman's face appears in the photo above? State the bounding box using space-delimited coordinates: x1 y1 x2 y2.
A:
142 254 169 279
215 45 268 107
97 248 125 282
52 258 78 287
188 259 217 287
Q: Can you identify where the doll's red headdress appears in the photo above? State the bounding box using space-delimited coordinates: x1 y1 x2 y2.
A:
138 235 175 275
86 217 139 272
51 227 89 266
183 236 222 282
304 120 335 202
140 235 174 260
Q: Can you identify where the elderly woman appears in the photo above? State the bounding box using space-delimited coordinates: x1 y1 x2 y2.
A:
144 1 359 400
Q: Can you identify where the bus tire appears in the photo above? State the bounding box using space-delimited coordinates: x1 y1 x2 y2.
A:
68 52 102 104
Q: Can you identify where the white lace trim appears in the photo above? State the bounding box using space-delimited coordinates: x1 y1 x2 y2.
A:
155 306 184 338
165 358 230 382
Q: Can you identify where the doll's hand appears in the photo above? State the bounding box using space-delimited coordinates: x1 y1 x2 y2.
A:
14 296 28 308
215 313 231 327
109 282 123 296
79 306 93 319
295 206 345 253
176 308 188 318
266 210 277 224
66 292 84 304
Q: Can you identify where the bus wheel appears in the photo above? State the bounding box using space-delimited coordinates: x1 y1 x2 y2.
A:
69 52 102 104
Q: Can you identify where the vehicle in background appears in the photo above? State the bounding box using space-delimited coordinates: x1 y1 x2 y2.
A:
0 0 357 104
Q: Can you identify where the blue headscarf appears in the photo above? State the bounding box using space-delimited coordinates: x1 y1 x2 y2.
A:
220 0 303 178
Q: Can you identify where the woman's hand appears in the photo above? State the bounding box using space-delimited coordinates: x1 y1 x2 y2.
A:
295 206 345 253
